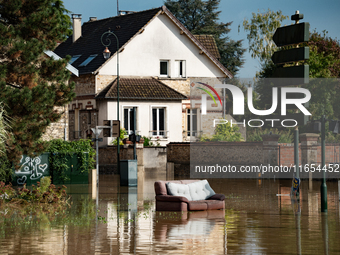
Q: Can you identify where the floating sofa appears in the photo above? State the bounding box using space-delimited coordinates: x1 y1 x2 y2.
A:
154 180 225 211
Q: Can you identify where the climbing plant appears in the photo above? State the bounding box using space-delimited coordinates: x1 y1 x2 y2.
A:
45 139 95 183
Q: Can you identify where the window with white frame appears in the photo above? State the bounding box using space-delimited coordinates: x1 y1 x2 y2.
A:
123 107 137 135
174 60 186 78
152 107 166 136
187 109 197 136
160 60 169 77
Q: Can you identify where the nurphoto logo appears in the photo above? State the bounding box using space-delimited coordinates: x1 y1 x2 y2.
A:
196 82 311 128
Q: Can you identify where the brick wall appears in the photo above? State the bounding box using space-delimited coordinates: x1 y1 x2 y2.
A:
278 143 301 166
316 144 340 164
167 141 340 176
278 143 340 166
98 146 143 174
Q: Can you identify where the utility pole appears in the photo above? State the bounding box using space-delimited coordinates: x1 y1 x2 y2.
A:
321 115 327 212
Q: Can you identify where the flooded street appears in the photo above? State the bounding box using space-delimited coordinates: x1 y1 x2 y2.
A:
1 170 340 254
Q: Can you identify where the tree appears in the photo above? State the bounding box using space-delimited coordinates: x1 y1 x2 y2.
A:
308 31 340 78
242 9 288 71
165 0 245 75
243 9 340 122
0 0 76 164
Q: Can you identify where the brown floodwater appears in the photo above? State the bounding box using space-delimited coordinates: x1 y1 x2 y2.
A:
1 170 340 254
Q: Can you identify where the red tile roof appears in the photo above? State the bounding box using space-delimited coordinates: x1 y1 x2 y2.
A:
194 35 221 60
96 77 187 101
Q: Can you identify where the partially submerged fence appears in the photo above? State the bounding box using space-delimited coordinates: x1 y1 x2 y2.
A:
12 152 89 186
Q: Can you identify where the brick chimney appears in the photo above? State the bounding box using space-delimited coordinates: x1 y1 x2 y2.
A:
72 14 82 43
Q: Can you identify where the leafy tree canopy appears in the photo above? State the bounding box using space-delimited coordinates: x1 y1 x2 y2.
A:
242 8 340 121
165 0 245 75
242 9 289 73
0 0 76 164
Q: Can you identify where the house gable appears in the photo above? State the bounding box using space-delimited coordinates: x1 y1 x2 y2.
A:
98 10 230 78
54 8 161 75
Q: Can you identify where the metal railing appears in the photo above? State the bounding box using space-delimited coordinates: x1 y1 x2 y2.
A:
149 130 169 138
182 130 202 137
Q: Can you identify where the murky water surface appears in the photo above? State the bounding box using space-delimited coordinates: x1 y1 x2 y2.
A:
1 171 340 254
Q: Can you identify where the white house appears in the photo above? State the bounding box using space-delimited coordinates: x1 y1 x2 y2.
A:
54 6 233 146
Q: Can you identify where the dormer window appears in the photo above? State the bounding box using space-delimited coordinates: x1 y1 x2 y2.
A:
69 55 81 64
79 54 98 67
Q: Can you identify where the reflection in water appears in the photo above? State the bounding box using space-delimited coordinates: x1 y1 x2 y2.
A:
1 171 340 254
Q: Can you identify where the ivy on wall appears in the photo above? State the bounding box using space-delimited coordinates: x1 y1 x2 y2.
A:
45 139 95 182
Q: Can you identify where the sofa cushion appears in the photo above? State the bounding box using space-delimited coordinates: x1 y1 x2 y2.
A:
187 200 208 211
155 181 182 196
166 182 193 201
187 180 216 201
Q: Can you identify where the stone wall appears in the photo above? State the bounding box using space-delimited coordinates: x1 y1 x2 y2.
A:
143 147 167 171
70 74 96 95
158 78 190 96
96 75 116 94
41 106 68 141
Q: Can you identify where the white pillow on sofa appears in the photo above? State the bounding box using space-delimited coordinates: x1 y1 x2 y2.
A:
166 180 215 201
166 182 193 201
187 180 215 201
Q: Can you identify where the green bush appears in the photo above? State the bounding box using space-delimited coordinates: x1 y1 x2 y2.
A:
142 136 160 146
112 128 127 145
0 155 12 183
0 176 69 204
247 128 294 143
200 123 243 142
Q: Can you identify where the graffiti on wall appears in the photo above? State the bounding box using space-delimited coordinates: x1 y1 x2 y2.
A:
15 154 49 185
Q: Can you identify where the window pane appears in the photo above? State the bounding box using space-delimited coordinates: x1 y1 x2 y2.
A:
124 109 128 131
179 61 183 76
152 109 157 135
130 108 135 132
69 55 81 64
193 114 197 136
160 62 168 75
79 54 97 67
187 113 191 136
159 108 164 135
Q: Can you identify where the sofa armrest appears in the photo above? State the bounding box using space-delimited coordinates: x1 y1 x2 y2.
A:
207 194 225 201
156 195 189 203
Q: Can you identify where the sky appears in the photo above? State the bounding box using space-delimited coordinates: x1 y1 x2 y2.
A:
61 0 340 78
